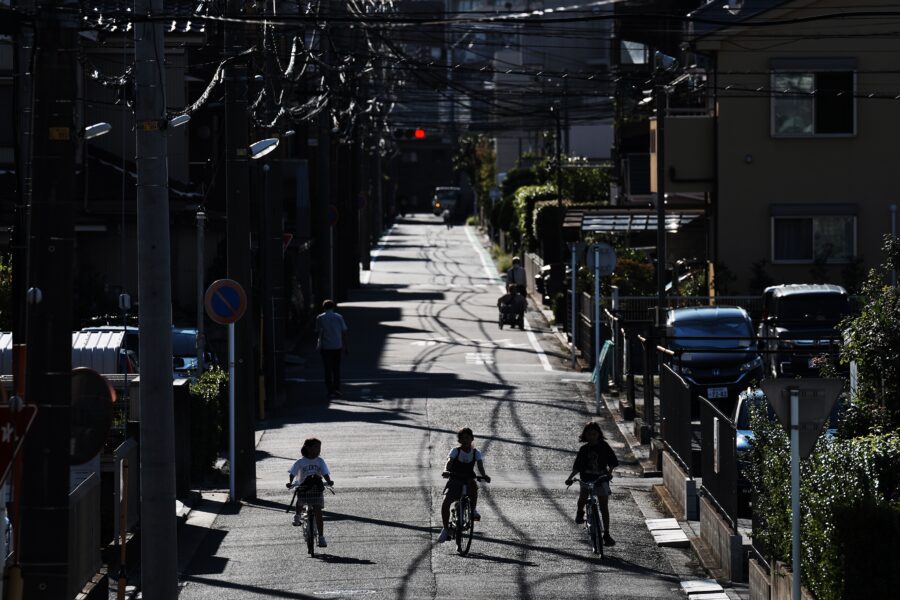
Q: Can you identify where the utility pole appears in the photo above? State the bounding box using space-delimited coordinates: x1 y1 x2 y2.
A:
553 102 565 265
134 0 178 594
18 3 75 595
225 0 256 499
655 83 667 322
196 209 206 371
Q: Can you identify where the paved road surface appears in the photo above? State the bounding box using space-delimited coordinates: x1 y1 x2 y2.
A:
178 214 704 599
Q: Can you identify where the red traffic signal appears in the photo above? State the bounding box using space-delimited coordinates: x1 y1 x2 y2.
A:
393 128 427 140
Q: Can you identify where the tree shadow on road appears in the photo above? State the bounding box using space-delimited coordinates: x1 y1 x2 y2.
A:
312 553 376 565
461 551 538 567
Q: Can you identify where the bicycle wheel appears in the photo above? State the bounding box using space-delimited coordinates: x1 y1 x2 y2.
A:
589 504 603 557
459 498 475 556
454 500 464 552
305 510 316 556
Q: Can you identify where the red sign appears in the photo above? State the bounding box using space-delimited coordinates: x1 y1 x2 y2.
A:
283 233 293 255
0 404 38 487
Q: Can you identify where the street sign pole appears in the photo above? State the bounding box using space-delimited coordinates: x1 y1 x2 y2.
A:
594 245 601 410
570 243 577 368
791 388 801 600
229 322 236 502
759 378 842 600
204 279 248 503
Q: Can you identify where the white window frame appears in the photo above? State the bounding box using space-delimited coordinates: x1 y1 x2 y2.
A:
770 70 857 138
770 214 858 264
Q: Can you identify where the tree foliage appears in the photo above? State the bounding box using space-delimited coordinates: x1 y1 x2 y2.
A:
749 236 900 598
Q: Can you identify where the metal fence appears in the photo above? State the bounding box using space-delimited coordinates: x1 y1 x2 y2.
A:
659 363 694 476
69 472 102 598
698 395 738 531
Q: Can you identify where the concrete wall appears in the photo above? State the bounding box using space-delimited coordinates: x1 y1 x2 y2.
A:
699 494 746 582
748 558 769 600
662 449 698 520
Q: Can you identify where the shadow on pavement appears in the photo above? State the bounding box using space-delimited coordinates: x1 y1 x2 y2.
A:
180 575 317 599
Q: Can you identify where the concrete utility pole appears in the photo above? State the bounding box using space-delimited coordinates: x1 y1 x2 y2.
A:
655 84 667 322
134 0 178 595
225 0 256 499
19 3 75 595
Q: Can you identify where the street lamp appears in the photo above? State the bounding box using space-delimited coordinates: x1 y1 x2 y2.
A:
249 138 279 160
168 114 191 128
82 122 112 139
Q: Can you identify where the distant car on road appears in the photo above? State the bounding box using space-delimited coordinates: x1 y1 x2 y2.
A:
432 186 461 217
664 306 764 414
758 284 850 378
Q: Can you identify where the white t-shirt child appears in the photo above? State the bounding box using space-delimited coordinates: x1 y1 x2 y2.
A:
448 447 484 463
288 456 331 486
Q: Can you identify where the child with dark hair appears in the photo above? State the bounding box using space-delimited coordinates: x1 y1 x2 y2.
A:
287 438 334 547
438 428 490 543
565 422 618 546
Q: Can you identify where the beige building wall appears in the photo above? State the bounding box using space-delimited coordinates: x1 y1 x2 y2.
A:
704 0 900 292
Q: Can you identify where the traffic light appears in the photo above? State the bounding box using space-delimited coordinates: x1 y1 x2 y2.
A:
393 128 427 140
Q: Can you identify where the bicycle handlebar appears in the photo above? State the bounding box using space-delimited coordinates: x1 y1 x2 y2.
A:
442 471 490 482
567 474 612 488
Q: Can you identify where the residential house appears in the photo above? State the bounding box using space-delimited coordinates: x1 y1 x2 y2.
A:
667 0 900 292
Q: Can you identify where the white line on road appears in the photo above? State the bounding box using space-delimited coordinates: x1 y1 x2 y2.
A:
464 226 553 372
361 223 396 285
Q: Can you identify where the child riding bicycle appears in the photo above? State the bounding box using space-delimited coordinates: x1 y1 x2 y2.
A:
287 437 334 548
438 428 490 543
565 422 618 546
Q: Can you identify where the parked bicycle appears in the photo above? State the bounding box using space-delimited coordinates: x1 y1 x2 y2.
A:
287 480 335 556
442 472 487 556
567 474 612 557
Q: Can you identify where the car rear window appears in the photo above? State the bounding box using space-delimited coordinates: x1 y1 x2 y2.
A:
776 294 849 323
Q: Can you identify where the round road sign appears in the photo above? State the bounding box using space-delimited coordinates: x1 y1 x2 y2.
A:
71 367 116 465
327 205 339 227
205 279 248 325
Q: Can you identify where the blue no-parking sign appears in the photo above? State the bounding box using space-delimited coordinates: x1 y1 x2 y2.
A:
204 279 247 325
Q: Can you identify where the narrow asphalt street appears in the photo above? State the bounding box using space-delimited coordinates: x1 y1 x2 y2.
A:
178 214 707 599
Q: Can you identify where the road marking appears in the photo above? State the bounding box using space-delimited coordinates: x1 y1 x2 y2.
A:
361 223 396 285
463 226 553 372
313 591 376 597
466 352 495 365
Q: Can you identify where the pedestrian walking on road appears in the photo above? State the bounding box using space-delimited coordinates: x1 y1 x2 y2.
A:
442 208 452 229
565 421 618 546
315 299 348 399
506 256 526 293
287 438 334 547
438 428 491 543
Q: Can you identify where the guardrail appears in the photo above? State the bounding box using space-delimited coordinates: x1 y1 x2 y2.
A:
698 395 739 531
659 363 694 478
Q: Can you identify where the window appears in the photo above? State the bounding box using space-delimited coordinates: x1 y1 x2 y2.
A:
771 215 856 263
771 70 855 136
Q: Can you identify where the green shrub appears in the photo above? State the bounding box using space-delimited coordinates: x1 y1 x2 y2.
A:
513 184 556 250
501 166 543 198
189 366 228 478
491 244 513 274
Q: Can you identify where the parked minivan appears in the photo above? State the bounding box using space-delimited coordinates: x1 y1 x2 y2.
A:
758 284 850 378
664 306 764 412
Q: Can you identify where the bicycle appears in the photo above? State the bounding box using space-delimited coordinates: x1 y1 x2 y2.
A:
287 480 335 556
567 474 612 557
442 472 488 556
